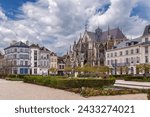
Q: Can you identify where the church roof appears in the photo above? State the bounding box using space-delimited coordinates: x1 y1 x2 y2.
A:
86 28 126 41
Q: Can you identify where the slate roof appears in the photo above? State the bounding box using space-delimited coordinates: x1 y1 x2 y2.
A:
30 44 50 52
40 47 50 52
57 57 65 64
4 41 29 50
30 44 40 48
0 53 4 59
113 37 142 49
86 28 126 41
50 52 57 56
143 24 150 36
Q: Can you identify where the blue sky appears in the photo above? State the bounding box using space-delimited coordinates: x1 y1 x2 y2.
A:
0 0 37 19
0 0 150 55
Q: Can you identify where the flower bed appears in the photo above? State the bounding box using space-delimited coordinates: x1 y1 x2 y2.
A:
68 87 144 97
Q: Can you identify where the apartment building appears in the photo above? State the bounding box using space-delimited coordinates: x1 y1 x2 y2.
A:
4 41 30 74
30 44 50 75
106 24 150 75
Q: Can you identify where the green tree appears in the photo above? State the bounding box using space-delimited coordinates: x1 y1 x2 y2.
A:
49 67 57 75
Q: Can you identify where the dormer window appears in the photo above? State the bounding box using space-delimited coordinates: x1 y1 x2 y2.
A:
148 27 150 33
145 38 149 42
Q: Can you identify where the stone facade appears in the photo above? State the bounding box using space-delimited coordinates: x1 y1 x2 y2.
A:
67 27 127 67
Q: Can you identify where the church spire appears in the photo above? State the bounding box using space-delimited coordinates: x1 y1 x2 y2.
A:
108 25 110 35
70 45 72 52
85 23 88 31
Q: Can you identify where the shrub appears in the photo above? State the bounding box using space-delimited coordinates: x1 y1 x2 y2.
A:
112 75 132 79
79 88 141 97
124 76 150 82
0 74 7 79
6 74 26 81
23 76 115 89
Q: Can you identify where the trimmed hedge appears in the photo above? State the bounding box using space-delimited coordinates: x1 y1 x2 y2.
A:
124 76 150 82
112 75 132 79
0 74 7 79
77 74 97 78
6 74 26 81
23 76 115 89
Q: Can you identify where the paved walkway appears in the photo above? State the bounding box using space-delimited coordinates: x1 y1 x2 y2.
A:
115 80 150 89
0 79 147 100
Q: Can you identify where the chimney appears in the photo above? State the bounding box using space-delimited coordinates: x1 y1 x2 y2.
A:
10 40 17 46
26 40 29 46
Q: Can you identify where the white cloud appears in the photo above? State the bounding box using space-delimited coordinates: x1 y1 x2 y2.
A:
0 0 150 54
88 0 149 38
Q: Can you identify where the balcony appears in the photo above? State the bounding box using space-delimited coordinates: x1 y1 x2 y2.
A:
111 62 130 67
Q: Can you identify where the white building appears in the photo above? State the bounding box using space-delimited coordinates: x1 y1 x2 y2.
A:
30 44 50 75
106 24 150 75
4 41 30 74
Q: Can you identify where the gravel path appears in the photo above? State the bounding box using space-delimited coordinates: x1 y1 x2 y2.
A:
0 79 147 100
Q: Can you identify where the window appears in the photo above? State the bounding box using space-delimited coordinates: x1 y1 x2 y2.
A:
13 54 17 59
20 61 23 65
62 65 64 69
13 60 17 65
107 53 109 58
145 46 148 54
145 38 149 42
34 50 37 55
34 62 37 67
20 48 23 52
25 61 28 66
136 48 139 53
107 60 110 65
115 59 117 65
131 49 134 54
120 51 122 56
125 50 128 55
34 69 37 74
44 61 46 66
111 53 113 57
25 48 29 53
126 58 129 64
145 56 148 63
131 57 134 63
137 57 140 63
14 48 17 52
115 52 117 57
34 50 38 60
111 60 113 65
34 56 37 60
47 55 49 59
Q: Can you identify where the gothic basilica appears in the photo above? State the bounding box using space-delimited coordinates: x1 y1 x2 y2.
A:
65 26 127 67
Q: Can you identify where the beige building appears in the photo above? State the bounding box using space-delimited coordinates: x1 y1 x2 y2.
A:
106 24 150 75
49 52 57 74
0 52 4 74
